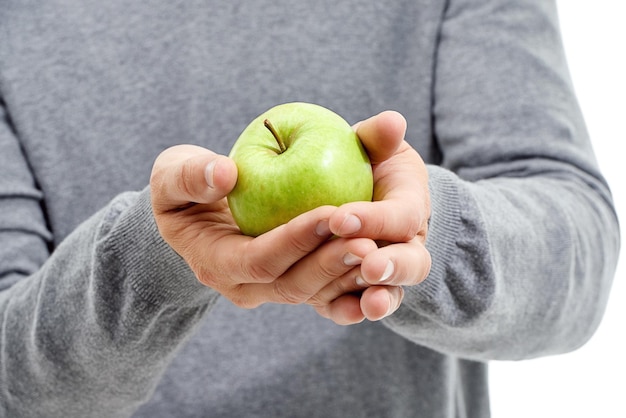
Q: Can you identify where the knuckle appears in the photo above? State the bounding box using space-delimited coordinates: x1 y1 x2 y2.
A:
367 206 420 243
398 205 423 240
243 260 277 283
336 275 358 295
307 274 360 308
306 293 324 307
149 168 168 207
396 215 423 243
284 219 318 254
273 281 308 305
193 266 220 289
290 235 315 255
177 159 197 199
316 259 341 282
242 243 280 283
403 240 431 286
149 167 163 191
228 290 262 310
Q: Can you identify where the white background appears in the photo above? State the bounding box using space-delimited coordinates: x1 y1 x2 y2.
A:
490 2 625 417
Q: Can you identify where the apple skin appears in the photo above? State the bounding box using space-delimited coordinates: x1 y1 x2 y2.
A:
227 102 373 237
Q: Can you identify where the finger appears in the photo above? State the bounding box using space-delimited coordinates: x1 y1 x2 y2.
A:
151 145 238 211
314 239 429 323
315 294 366 326
359 239 431 287
243 237 377 306
301 237 377 307
360 285 405 321
314 285 405 324
328 143 429 242
353 110 406 165
329 200 423 243
306 268 368 309
200 205 336 296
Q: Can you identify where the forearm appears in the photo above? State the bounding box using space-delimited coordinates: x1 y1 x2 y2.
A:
385 166 618 361
381 0 619 360
0 189 219 417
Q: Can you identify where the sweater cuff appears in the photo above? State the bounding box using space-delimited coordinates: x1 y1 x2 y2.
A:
105 188 220 309
403 165 463 309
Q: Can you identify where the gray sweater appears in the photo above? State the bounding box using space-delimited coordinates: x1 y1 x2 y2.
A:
0 0 619 417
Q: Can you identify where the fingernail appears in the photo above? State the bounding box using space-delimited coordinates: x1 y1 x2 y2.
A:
315 219 331 237
379 260 394 282
339 214 362 235
386 287 404 317
356 276 368 287
343 253 362 266
205 160 217 189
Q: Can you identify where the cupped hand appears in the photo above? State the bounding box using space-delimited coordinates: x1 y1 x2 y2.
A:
309 111 432 324
150 145 378 309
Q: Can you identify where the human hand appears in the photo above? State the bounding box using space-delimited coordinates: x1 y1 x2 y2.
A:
149 145 378 309
308 111 432 324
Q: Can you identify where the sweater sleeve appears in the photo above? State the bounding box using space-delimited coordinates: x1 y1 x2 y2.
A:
384 0 620 361
0 100 220 417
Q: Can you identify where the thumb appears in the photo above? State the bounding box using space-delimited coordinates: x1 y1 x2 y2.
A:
150 145 238 212
353 110 406 165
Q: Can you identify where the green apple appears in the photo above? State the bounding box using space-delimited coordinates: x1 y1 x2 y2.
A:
227 102 373 237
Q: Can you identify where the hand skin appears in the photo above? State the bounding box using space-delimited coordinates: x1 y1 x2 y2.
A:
309 111 432 324
150 110 431 326
150 145 379 312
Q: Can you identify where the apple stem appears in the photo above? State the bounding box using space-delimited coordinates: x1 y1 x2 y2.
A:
264 119 287 153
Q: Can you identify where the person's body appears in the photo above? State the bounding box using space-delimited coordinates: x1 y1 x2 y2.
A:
0 0 619 417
